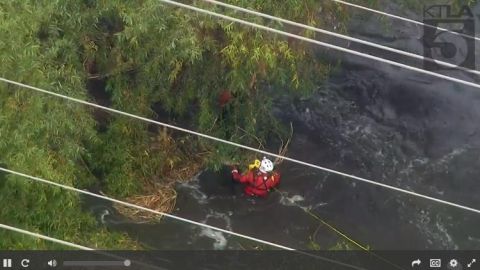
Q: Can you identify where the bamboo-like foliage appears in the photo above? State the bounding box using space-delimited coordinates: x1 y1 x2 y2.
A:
0 0 348 248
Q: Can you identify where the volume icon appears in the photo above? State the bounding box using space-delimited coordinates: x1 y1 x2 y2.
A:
47 260 57 268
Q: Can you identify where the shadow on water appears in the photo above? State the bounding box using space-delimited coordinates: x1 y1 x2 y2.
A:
87 1 480 251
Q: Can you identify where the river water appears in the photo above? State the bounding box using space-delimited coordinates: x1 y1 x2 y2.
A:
89 1 480 251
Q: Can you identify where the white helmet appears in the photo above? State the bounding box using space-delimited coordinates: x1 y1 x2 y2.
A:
259 157 274 173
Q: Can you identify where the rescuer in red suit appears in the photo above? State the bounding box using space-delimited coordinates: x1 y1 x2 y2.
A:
231 157 280 197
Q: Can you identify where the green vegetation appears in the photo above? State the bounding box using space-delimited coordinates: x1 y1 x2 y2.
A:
0 0 351 249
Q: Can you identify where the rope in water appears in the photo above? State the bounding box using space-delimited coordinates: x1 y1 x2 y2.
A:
273 187 405 270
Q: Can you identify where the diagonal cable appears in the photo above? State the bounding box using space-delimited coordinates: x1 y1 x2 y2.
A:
0 223 93 250
202 0 480 76
1 78 479 215
330 0 480 42
0 167 370 270
152 0 480 90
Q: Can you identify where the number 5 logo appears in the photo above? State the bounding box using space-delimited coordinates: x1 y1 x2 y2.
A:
423 18 475 71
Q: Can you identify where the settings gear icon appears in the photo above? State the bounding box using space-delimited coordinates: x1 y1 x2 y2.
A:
449 259 458 268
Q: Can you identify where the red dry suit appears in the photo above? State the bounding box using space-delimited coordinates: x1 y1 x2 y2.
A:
232 170 280 197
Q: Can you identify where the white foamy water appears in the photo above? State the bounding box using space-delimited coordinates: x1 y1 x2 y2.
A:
196 210 234 250
412 210 458 249
178 172 209 204
279 194 305 207
279 192 328 213
199 228 228 250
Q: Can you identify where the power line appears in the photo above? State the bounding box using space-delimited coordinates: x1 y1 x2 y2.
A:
0 167 294 251
1 78 480 216
0 1 473 264
0 167 369 270
330 0 480 42
153 0 480 91
0 223 93 250
202 0 480 76
0 224 167 270
2 0 479 249
273 188 404 270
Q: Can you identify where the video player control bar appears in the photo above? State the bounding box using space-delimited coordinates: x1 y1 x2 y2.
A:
63 260 131 267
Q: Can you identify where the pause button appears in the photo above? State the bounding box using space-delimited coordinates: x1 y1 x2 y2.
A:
2 259 12 268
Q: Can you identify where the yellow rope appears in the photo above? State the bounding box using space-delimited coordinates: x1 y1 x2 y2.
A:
303 208 369 251
274 188 406 270
238 161 404 269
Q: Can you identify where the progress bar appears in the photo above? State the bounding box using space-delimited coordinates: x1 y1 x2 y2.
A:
63 259 131 267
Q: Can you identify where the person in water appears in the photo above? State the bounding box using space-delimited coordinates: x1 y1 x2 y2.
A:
231 157 280 197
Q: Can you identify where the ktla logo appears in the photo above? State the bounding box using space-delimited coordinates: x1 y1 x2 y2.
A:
423 5 475 71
